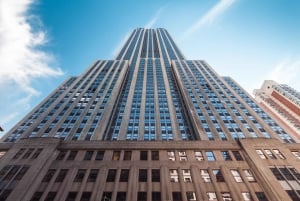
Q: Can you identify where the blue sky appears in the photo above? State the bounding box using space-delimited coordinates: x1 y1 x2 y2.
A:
1 0 300 136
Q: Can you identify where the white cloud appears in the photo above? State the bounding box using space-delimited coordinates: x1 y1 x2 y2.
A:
113 31 131 58
266 58 300 91
144 7 165 29
0 0 63 133
184 0 236 37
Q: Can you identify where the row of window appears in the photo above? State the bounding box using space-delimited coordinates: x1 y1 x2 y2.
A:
54 149 244 162
29 190 268 201
255 149 285 159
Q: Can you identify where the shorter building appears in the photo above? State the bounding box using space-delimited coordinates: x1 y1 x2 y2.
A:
254 80 300 141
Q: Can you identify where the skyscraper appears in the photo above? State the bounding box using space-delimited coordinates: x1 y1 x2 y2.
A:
254 80 300 141
0 28 300 201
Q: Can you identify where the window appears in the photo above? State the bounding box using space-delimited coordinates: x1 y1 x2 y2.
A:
152 169 160 182
243 169 256 182
23 148 34 159
172 192 182 201
221 192 232 201
31 148 43 159
221 151 232 161
55 169 68 182
139 169 147 182
42 169 56 182
106 169 117 182
13 148 25 159
291 151 300 159
152 192 161 201
80 192 91 201
74 169 86 182
242 192 252 201
66 192 77 201
56 150 67 160
201 169 211 182
112 151 121 160
15 166 29 180
264 149 275 159
140 151 148 160
207 192 217 201
67 150 78 160
116 192 126 201
231 169 243 182
30 192 43 201
102 192 112 201
183 169 192 182
124 151 132 160
232 151 243 161
137 192 147 201
87 169 98 182
206 151 215 161
151 151 159 160
45 192 57 201
119 169 129 182
167 151 175 161
186 192 196 201
255 192 268 201
256 150 266 159
170 169 179 182
195 151 204 161
273 149 285 159
213 169 225 182
179 151 187 161
84 151 94 160
95 151 104 160
0 189 12 201
286 190 299 201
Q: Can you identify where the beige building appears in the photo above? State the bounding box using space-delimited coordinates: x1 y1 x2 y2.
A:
0 29 300 201
254 80 300 141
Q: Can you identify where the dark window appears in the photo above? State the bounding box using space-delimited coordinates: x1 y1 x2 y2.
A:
232 151 243 161
42 169 56 182
87 169 98 182
140 151 148 160
106 169 117 182
45 192 57 201
74 169 86 182
139 169 147 182
152 169 160 182
67 151 78 160
65 192 77 201
137 192 147 201
30 192 43 201
56 150 67 160
31 148 43 159
0 165 11 179
116 192 126 201
280 168 294 180
286 190 298 201
270 168 284 180
80 192 91 201
213 169 225 182
55 169 68 182
123 151 132 160
84 151 94 160
172 192 182 201
95 151 104 160
15 166 29 180
112 151 121 160
221 151 232 161
152 192 161 201
255 192 268 201
23 148 34 159
102 192 112 201
151 151 159 160
119 169 129 182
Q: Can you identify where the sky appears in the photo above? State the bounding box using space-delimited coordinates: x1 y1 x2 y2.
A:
1 0 300 136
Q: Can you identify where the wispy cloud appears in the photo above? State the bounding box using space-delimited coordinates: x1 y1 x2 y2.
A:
266 58 300 91
112 31 131 57
184 0 236 37
0 0 63 133
144 6 165 29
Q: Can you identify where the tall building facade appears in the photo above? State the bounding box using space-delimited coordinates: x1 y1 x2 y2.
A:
254 80 300 141
0 28 300 201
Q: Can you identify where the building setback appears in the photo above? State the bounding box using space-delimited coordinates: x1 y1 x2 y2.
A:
254 80 300 142
0 28 300 201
